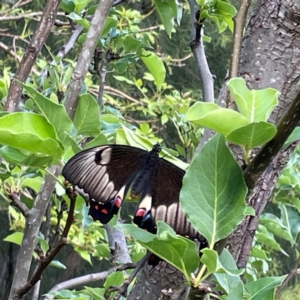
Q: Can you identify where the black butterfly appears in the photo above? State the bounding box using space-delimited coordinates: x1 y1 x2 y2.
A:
62 144 200 240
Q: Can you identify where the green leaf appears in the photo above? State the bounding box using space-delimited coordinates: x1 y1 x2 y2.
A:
180 134 247 245
104 272 124 290
245 276 286 300
123 36 144 54
60 0 75 13
50 260 67 269
73 0 92 14
118 222 200 279
84 134 108 149
280 203 300 242
21 83 73 146
186 102 249 136
250 246 270 261
38 237 49 255
154 0 177 38
101 17 118 37
227 78 279 122
227 122 277 150
0 113 63 159
3 232 24 245
282 126 300 149
0 146 53 167
140 50 166 90
74 93 101 136
260 213 292 242
256 226 287 255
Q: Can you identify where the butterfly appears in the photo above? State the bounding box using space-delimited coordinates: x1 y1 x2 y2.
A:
62 144 201 240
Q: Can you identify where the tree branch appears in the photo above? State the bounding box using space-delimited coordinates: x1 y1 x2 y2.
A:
188 2 214 104
8 165 61 300
244 88 300 190
64 0 114 119
5 0 63 112
14 187 76 298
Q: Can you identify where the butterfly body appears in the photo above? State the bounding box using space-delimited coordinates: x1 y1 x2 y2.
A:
62 144 200 240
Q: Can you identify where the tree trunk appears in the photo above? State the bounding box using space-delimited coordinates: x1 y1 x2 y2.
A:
128 0 300 298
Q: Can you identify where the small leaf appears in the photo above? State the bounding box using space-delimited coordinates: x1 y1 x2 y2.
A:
154 0 177 38
50 260 67 269
186 102 249 136
140 50 166 90
245 276 286 300
227 122 277 150
227 78 279 122
3 232 24 245
74 94 101 136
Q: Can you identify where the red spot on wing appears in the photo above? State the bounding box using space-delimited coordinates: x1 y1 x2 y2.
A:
114 196 122 207
101 208 108 214
135 208 147 217
94 204 99 210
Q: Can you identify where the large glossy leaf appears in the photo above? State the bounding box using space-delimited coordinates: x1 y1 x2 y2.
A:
118 222 200 279
227 122 277 151
180 134 247 245
0 112 62 159
227 78 279 122
74 93 101 136
140 50 166 90
21 83 73 146
245 276 286 300
186 102 249 136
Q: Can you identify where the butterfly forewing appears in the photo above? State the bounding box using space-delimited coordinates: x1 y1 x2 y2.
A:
62 145 149 213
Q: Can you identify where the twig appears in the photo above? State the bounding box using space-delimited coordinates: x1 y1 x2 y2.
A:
15 186 76 298
276 255 300 296
188 3 214 104
227 0 251 108
0 12 65 22
64 0 114 119
0 41 22 62
8 165 61 300
5 0 62 112
111 253 151 299
46 262 136 299
9 191 30 217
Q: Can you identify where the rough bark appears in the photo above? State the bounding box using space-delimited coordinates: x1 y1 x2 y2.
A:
226 0 300 266
128 0 300 298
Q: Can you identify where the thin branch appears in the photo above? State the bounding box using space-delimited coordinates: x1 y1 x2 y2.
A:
188 2 214 104
228 0 251 79
8 165 61 300
276 255 300 296
46 263 136 298
5 0 63 112
0 41 22 62
0 12 65 21
103 85 141 104
227 0 251 108
64 0 114 119
15 186 76 298
111 253 151 300
9 191 30 217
